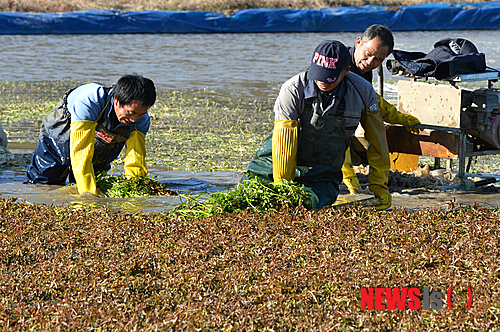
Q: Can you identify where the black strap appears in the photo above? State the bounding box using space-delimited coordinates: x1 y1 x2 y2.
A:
96 86 113 123
333 80 347 117
304 80 347 117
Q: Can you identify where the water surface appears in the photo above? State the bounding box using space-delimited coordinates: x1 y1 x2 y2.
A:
2 30 500 210
2 30 499 98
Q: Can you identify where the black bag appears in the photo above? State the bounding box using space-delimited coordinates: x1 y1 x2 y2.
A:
387 38 486 79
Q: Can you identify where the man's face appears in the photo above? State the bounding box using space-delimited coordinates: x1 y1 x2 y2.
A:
315 66 350 92
353 36 390 73
114 99 149 125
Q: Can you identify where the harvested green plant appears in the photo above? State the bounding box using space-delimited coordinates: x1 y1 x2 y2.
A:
168 175 313 219
96 173 177 198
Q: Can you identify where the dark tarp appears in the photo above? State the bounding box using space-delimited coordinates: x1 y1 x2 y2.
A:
1 2 500 34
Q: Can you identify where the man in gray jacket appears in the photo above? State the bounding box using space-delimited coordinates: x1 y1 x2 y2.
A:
246 40 387 209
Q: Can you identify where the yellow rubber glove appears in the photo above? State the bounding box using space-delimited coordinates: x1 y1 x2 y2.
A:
124 130 148 178
377 93 421 134
342 147 362 194
70 120 101 195
370 184 392 210
272 120 299 183
360 109 391 210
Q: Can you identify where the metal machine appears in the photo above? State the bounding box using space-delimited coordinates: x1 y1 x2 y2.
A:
384 69 500 178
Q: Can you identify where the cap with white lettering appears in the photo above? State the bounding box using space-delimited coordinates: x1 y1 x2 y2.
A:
308 40 350 83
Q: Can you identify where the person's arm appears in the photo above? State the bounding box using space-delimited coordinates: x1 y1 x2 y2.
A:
360 94 391 210
272 120 298 182
70 120 100 195
272 78 302 183
124 130 148 177
68 85 108 195
377 93 420 132
342 147 363 194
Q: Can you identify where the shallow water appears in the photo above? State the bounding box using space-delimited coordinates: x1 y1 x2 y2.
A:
0 162 241 213
3 149 500 212
2 30 500 210
2 30 500 99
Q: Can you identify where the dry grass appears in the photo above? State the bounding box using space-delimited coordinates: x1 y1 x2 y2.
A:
0 0 488 14
0 197 499 330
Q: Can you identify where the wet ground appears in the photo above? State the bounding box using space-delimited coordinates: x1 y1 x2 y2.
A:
0 144 241 213
0 168 240 214
392 190 500 209
2 142 500 213
1 31 500 212
3 174 499 213
2 83 499 213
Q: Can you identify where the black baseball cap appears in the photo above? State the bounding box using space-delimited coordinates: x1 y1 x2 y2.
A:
308 40 350 83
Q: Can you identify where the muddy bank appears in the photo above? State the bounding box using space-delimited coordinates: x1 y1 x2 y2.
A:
0 0 481 15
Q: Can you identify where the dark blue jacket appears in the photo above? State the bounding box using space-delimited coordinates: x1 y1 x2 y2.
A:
387 38 486 80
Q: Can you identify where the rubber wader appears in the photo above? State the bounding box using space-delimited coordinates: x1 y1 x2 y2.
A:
246 99 349 209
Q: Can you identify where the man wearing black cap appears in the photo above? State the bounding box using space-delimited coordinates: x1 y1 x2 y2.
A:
246 40 385 209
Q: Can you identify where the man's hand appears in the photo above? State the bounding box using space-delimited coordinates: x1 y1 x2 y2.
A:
369 184 392 210
405 115 421 134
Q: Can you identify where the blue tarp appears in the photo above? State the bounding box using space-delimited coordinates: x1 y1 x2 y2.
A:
1 2 500 34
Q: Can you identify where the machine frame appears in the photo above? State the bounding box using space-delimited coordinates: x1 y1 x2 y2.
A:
384 69 500 178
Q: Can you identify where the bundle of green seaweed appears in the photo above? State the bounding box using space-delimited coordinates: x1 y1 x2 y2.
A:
96 173 177 198
167 175 313 219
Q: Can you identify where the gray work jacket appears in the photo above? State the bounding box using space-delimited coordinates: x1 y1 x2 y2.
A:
274 70 379 137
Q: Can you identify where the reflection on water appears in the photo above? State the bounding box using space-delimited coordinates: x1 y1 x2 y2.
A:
2 149 500 212
0 164 241 213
